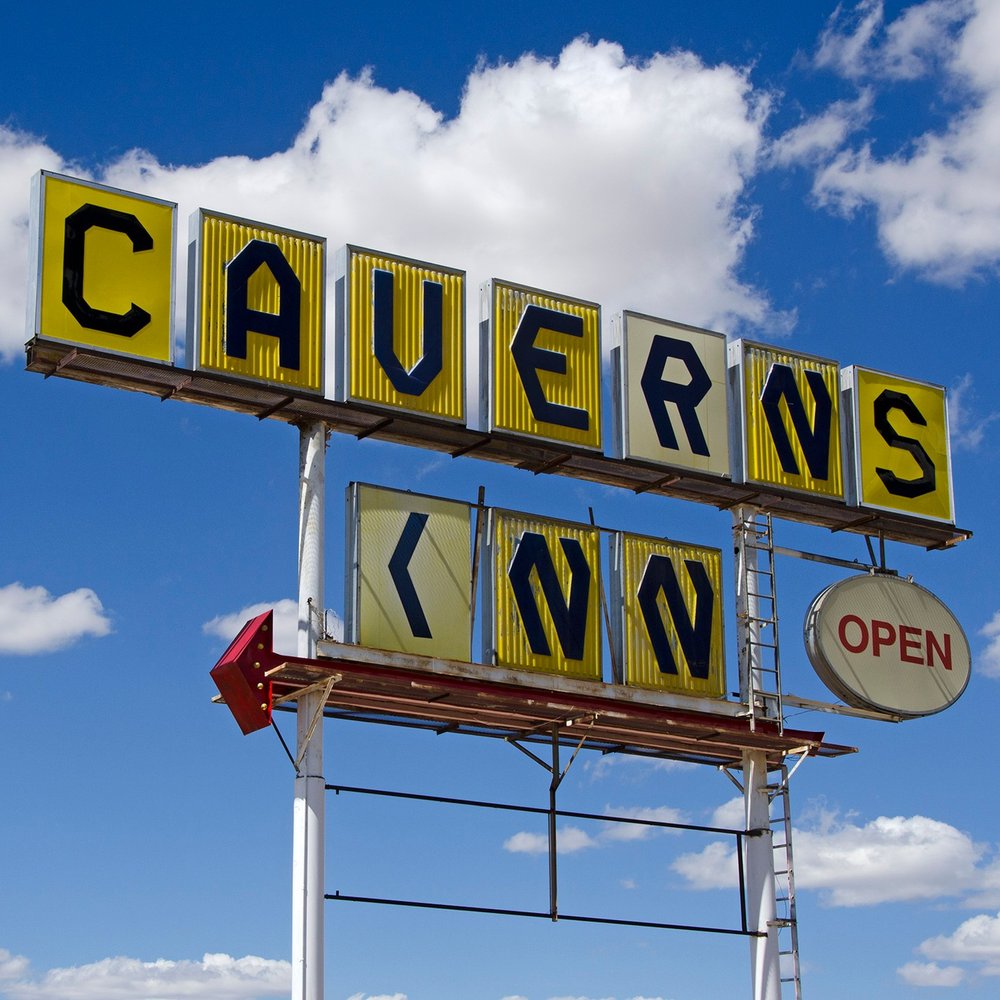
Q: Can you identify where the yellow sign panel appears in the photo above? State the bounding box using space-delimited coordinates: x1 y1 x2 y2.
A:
618 312 729 477
846 367 954 523
615 533 725 696
736 341 843 499
33 172 175 362
350 483 472 660
339 246 465 421
488 280 602 450
487 510 601 680
192 210 324 392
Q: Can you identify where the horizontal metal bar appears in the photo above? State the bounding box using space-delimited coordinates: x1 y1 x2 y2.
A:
327 892 760 937
327 783 745 836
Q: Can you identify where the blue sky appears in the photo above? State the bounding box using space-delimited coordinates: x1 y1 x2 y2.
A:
2 1 1000 998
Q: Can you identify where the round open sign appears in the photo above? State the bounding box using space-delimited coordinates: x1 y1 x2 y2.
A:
804 573 970 718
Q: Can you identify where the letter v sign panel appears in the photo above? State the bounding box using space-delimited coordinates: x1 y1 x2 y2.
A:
346 483 472 661
730 340 844 500
484 509 601 680
611 532 726 697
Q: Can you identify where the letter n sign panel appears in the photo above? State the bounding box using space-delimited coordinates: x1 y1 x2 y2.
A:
485 510 601 680
612 533 726 697
484 280 602 450
842 366 954 523
30 171 175 363
346 483 472 661
189 210 325 393
613 311 729 477
335 246 465 422
730 340 844 500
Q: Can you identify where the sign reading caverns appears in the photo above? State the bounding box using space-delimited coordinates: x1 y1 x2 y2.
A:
346 484 725 697
29 171 956 528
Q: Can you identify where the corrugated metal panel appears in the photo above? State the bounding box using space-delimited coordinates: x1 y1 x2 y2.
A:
196 211 324 392
741 342 843 499
353 483 472 661
489 509 601 681
36 173 175 362
490 280 602 450
616 532 725 697
347 247 465 421
848 366 954 523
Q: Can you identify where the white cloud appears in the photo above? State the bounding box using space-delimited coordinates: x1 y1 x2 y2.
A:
0 582 112 655
600 805 686 842
3 37 781 365
0 949 30 982
503 826 598 855
897 960 965 987
583 755 696 782
1 951 290 1000
811 0 1000 282
978 611 1000 679
710 795 745 830
347 994 408 1000
768 92 873 168
919 911 1000 975
202 597 329 655
673 809 987 906
949 374 999 450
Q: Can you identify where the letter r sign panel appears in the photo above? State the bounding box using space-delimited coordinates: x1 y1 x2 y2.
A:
613 311 729 477
842 366 954 523
484 509 601 680
30 172 175 363
730 340 844 500
188 210 325 393
346 483 472 661
484 279 602 450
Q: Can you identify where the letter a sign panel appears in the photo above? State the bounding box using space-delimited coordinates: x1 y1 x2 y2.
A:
346 483 472 662
30 171 176 363
484 510 601 680
189 210 325 393
730 340 844 500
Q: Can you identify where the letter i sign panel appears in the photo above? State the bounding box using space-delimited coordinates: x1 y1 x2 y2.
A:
32 172 175 362
347 483 473 662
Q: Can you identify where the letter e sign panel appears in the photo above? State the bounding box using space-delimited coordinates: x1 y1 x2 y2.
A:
335 246 465 422
484 280 602 450
346 483 472 661
730 340 844 500
611 532 726 697
484 509 601 680
30 171 175 363
842 366 954 524
614 311 729 477
189 210 325 393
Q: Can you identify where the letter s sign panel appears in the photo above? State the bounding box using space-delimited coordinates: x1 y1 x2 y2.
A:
30 172 175 363
189 210 325 393
842 366 954 523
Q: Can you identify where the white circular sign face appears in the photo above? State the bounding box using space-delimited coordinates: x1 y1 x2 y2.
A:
804 573 970 718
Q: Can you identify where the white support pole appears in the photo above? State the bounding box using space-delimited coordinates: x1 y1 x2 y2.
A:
292 421 327 1000
744 749 781 1000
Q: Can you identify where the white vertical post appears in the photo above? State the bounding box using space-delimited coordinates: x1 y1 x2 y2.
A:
744 749 781 1000
292 421 326 1000
733 507 781 999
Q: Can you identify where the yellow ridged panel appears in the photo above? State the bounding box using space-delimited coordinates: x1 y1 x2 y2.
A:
742 342 843 498
490 510 601 681
196 211 324 392
491 281 602 449
37 173 174 362
347 248 465 421
618 533 725 696
355 484 472 661
851 367 953 523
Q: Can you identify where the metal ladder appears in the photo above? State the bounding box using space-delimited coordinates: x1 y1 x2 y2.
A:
734 508 783 730
770 765 802 1000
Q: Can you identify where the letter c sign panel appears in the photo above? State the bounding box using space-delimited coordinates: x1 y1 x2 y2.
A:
31 171 175 362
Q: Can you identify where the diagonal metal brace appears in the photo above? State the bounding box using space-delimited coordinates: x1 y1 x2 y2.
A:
293 676 339 773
